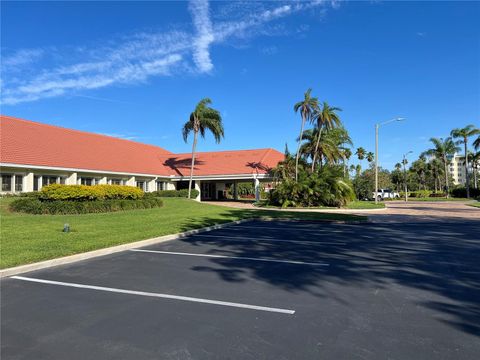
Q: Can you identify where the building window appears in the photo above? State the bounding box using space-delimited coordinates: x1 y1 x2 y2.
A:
15 175 23 192
59 177 66 184
34 176 40 191
1 174 12 192
80 178 94 186
136 181 145 191
156 181 166 191
43 176 59 186
110 179 125 185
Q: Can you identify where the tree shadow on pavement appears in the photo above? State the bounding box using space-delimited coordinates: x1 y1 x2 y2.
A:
176 210 480 336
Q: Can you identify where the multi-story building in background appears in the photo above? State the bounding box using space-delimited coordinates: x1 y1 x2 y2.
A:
448 153 479 186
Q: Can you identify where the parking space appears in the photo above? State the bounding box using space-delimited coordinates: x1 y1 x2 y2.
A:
2 220 480 359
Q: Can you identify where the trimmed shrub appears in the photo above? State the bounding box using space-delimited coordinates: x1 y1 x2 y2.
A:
9 197 163 215
40 184 144 201
148 189 199 198
429 192 447 198
409 190 432 198
269 167 355 208
450 187 480 198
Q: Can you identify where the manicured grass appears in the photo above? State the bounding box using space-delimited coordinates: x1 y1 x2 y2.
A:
345 201 385 209
0 197 366 269
467 201 480 208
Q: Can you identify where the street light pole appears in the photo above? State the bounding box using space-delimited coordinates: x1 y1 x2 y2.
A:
403 151 412 202
374 117 405 204
375 124 379 204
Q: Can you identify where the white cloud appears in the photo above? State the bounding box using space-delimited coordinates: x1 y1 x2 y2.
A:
1 0 338 105
2 48 45 68
189 0 214 72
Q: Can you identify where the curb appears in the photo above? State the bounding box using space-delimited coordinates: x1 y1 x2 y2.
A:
0 218 254 278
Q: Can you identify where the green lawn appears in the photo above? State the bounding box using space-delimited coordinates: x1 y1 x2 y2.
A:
0 197 366 269
345 201 385 209
391 197 470 202
467 201 480 208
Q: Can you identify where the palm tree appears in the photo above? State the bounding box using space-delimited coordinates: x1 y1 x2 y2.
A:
299 129 342 167
468 151 480 189
182 98 224 199
366 151 374 163
356 147 366 161
294 88 319 181
474 134 480 150
451 125 480 198
311 102 341 171
422 137 459 197
342 148 352 177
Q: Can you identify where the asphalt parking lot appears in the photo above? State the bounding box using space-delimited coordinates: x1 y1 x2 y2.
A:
2 219 480 359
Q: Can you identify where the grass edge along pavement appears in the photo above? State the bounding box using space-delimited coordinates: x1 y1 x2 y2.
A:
0 197 366 269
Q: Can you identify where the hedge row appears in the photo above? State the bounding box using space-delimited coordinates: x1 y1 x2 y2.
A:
146 189 199 198
40 184 144 201
10 197 163 215
450 187 480 198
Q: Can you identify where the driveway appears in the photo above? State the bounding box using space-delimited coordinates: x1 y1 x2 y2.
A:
359 201 480 223
208 200 480 223
1 219 479 359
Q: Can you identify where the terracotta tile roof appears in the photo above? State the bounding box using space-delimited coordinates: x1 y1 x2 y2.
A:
159 148 284 177
1 115 284 177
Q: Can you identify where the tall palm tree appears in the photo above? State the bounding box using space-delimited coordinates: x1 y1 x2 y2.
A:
342 148 352 177
451 125 480 198
182 98 224 199
294 88 319 181
468 151 480 189
366 151 374 163
311 102 341 171
356 147 366 161
422 137 459 197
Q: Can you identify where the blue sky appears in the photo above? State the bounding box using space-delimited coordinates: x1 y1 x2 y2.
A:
1 0 479 170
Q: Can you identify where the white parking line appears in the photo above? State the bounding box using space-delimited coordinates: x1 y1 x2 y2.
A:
11 276 295 315
130 249 330 267
191 234 346 246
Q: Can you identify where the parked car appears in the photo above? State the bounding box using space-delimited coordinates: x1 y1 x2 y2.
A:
372 189 400 201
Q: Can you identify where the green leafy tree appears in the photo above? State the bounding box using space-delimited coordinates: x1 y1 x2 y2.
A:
294 89 319 181
311 102 342 171
182 98 224 199
451 125 480 198
353 167 392 200
422 137 459 197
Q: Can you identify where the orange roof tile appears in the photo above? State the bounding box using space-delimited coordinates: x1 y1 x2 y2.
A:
159 148 284 177
0 115 284 177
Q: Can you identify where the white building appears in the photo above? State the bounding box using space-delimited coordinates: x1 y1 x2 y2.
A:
448 153 478 186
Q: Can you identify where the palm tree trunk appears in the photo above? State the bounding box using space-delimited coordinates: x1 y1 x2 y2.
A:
187 130 198 199
444 155 449 198
295 112 306 182
311 127 323 172
474 165 478 189
464 141 470 198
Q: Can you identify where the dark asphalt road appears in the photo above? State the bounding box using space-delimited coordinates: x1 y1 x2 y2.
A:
2 220 480 359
